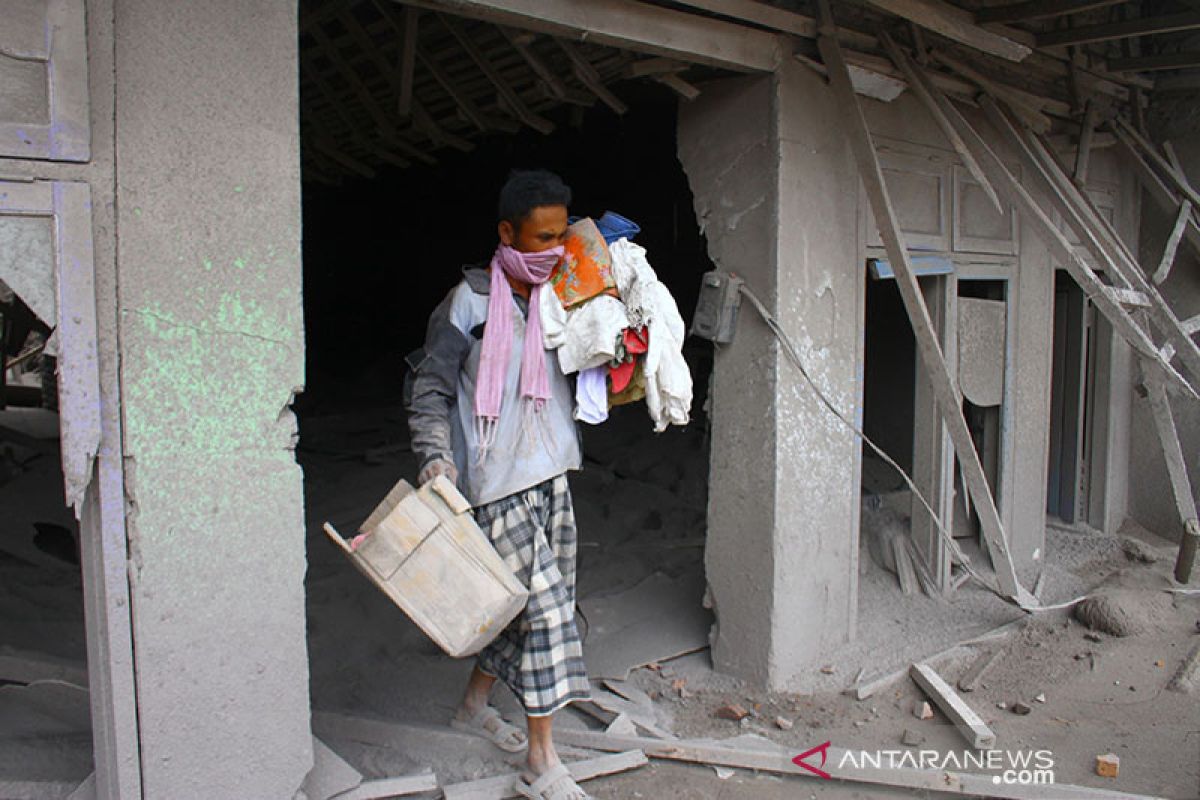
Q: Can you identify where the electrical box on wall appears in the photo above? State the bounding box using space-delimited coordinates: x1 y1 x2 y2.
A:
690 271 743 344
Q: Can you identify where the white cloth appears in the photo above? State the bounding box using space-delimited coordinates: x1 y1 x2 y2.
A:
609 239 693 431
574 366 609 424
540 289 629 375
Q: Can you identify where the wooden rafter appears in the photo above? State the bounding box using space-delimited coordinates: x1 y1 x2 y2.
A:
437 13 556 134
556 39 629 115
1038 11 1200 47
864 0 1031 62
975 0 1131 25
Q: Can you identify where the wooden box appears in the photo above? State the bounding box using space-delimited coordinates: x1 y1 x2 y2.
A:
324 475 528 657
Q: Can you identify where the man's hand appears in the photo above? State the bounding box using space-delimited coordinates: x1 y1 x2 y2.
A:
419 458 458 486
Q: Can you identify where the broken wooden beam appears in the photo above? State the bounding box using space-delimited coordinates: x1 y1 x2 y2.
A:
441 750 646 800
865 0 1031 61
1153 200 1193 284
1141 363 1200 584
817 18 1029 603
1111 124 1200 260
910 662 996 748
880 33 1002 213
1115 116 1200 210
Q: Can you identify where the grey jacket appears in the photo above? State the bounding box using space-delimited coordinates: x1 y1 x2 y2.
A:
406 267 581 507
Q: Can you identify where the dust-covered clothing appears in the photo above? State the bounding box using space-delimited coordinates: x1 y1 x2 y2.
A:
474 475 590 716
407 267 582 507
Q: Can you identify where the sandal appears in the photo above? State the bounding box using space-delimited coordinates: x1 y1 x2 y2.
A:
514 763 593 800
450 705 527 753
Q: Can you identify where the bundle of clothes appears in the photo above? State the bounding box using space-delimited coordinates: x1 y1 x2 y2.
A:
539 211 692 432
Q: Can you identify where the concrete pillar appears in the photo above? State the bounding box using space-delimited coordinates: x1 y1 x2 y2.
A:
114 1 310 796
680 62 862 692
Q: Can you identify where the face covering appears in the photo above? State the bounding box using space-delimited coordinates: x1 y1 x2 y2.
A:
474 243 564 456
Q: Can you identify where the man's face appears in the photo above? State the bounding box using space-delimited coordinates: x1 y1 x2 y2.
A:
499 204 569 253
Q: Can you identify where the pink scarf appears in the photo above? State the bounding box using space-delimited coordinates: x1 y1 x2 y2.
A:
474 243 563 453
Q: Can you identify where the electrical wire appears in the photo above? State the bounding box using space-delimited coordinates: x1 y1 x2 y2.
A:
735 281 1032 608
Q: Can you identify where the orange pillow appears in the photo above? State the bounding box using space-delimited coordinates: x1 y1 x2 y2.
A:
549 217 619 309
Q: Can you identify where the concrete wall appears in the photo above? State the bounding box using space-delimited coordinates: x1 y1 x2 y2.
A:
1129 107 1200 541
679 62 862 692
113 1 311 797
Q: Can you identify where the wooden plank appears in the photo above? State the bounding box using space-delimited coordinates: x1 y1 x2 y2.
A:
910 662 996 749
551 726 1156 798
396 0 783 72
816 22 1028 603
1111 124 1200 260
1014 120 1200 391
439 14 556 134
976 0 1130 25
1104 287 1150 307
1182 314 1200 335
934 50 1070 119
1153 200 1193 284
497 26 570 102
397 7 419 116
865 0 1031 61
441 750 647 800
556 39 629 114
334 771 439 799
1142 364 1199 533
1073 101 1098 183
880 33 1002 213
1109 51 1200 72
1038 11 1200 47
1116 116 1200 209
931 79 1199 402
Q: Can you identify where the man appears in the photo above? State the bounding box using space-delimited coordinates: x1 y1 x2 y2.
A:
407 169 593 800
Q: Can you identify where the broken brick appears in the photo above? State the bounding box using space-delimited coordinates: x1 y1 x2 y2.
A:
715 703 749 721
1096 753 1119 778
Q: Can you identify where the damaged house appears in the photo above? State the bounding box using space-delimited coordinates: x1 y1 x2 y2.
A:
1 0 1198 797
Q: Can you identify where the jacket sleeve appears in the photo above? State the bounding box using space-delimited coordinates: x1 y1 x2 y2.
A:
407 289 472 471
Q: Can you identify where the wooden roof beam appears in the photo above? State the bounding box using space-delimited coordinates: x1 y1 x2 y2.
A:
556 39 628 115
1038 11 1200 47
864 0 1032 62
438 14 556 134
392 0 783 72
975 0 1131 25
496 26 571 102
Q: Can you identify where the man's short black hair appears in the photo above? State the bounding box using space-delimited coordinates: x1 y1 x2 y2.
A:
498 169 572 229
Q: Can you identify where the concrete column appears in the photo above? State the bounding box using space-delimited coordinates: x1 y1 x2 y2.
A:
680 62 862 692
114 1 310 797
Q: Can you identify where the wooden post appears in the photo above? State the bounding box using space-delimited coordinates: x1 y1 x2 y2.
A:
815 7 1028 602
1141 362 1200 583
1153 200 1193 284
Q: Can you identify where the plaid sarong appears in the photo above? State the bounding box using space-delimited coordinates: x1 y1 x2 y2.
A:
474 474 591 716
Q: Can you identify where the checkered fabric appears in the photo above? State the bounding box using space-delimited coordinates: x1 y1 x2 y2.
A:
474 474 591 717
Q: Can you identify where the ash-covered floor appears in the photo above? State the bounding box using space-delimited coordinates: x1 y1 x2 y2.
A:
0 394 1197 798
